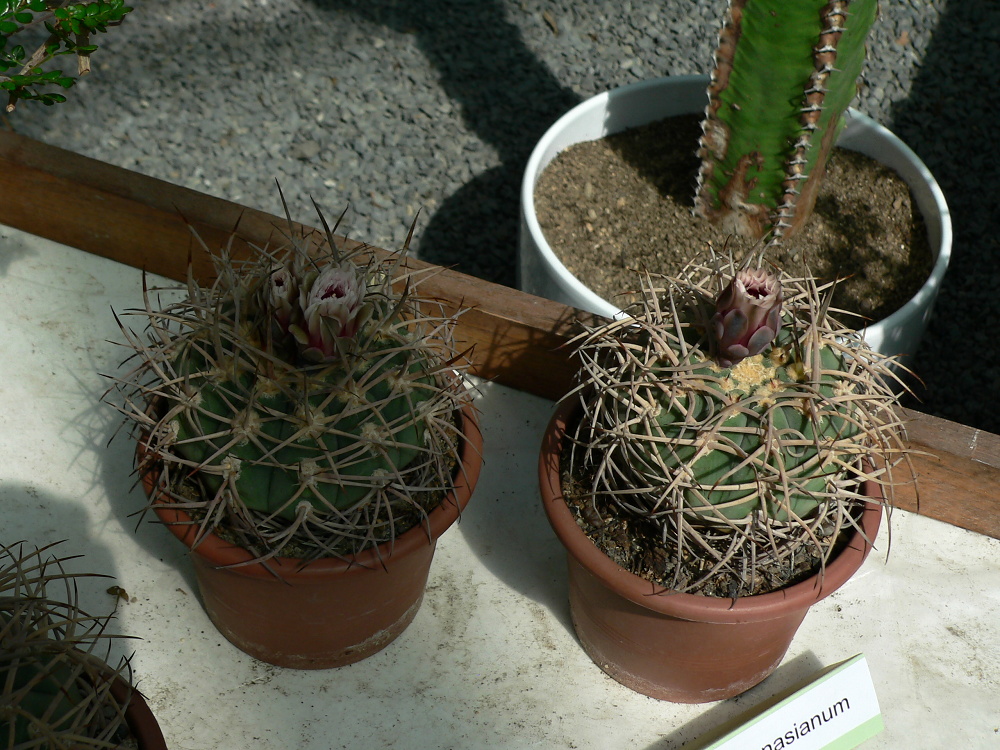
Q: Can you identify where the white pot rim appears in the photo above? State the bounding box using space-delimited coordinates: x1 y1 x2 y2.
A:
838 109 952 335
521 75 952 343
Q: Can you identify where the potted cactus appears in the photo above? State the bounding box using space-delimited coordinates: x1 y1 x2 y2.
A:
520 0 950 366
538 251 913 702
106 203 483 669
0 541 166 749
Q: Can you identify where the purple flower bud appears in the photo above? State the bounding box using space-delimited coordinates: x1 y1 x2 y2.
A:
292 264 368 360
712 268 782 367
266 264 298 335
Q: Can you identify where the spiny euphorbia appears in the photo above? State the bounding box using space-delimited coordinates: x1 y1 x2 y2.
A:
566 254 911 593
109 207 473 560
695 0 878 241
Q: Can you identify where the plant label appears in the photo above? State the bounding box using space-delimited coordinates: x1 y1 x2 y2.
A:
702 654 883 750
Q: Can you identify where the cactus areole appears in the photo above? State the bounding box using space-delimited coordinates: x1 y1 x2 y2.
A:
111 208 474 560
696 0 878 240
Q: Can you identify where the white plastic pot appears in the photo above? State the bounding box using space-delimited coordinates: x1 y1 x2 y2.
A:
519 75 952 364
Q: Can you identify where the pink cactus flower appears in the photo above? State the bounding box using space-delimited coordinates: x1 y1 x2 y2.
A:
712 268 782 367
294 264 367 359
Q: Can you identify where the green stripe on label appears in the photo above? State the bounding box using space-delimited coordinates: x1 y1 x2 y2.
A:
822 714 885 749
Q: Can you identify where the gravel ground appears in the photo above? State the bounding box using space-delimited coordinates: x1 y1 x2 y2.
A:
6 0 997 433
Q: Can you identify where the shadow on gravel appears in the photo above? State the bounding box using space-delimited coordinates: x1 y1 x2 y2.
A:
307 0 580 287
887 0 999 433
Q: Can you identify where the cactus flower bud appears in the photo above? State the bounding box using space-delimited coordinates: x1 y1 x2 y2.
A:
712 268 782 367
266 264 298 335
293 264 368 359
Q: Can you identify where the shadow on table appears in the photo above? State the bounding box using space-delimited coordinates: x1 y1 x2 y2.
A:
90 392 200 597
305 0 581 286
0 226 37 276
454 379 575 635
0 481 133 654
642 651 827 749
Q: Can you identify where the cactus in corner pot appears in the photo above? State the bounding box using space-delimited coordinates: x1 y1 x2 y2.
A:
566 251 911 595
0 541 163 749
695 0 878 242
107 203 476 564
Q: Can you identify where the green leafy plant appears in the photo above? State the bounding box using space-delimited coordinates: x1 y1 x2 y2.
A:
0 0 132 111
695 0 878 242
0 541 135 749
563 250 913 595
106 201 476 563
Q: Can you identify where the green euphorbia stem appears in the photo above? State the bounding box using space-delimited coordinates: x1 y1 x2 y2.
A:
696 0 878 240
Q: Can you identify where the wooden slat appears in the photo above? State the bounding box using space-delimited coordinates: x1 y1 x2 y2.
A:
0 129 591 398
3 129 998 540
888 408 1000 538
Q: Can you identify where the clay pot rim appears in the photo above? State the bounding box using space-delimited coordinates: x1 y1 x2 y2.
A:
540 397 883 625
140 400 482 579
108 674 168 750
61 653 167 750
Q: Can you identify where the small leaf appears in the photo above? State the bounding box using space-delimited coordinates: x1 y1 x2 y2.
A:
0 19 19 32
14 10 31 22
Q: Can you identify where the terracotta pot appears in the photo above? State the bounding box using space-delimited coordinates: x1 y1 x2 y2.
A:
110 677 168 749
538 397 882 703
141 402 482 670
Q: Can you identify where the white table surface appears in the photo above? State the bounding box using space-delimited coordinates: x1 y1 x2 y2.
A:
2 224 999 749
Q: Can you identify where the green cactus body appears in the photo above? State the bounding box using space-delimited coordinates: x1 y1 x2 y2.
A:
172 336 434 521
1 640 89 744
696 0 878 240
627 330 860 521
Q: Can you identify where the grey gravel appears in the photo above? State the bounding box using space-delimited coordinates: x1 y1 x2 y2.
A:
7 0 998 433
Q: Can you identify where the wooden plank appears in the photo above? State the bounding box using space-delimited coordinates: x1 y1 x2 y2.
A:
888 408 1000 539
2 129 998 540
0 128 591 398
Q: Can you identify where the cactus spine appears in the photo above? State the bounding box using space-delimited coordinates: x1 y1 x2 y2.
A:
109 205 473 561
0 542 134 748
567 254 909 593
696 0 878 240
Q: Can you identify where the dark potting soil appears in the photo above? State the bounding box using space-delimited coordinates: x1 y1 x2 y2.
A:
534 114 933 324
